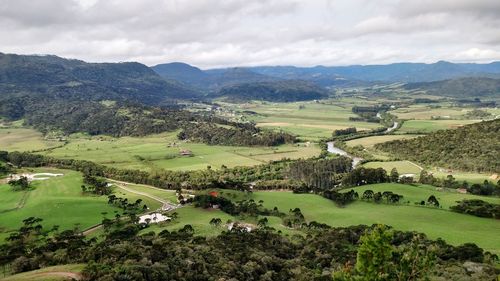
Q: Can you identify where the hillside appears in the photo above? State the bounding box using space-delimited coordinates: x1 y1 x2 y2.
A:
248 61 500 83
0 53 200 105
152 63 279 89
375 119 500 172
404 77 500 99
214 80 328 102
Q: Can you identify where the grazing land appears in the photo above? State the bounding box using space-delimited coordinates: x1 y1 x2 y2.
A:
345 135 421 148
0 169 156 240
0 264 84 281
398 119 481 133
225 101 382 140
38 132 319 171
0 128 61 152
362 160 422 175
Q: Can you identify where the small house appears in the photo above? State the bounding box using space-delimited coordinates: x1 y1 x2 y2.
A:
179 149 193 156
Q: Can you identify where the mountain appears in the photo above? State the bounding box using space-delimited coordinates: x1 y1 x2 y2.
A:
403 77 500 99
247 61 500 83
0 53 200 105
213 80 328 102
152 63 279 90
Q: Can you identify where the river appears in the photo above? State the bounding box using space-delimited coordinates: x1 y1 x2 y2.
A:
326 141 363 168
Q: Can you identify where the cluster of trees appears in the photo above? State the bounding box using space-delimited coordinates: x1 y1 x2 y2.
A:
376 120 500 172
81 174 111 195
282 208 306 228
286 157 352 191
323 189 358 206
8 176 30 191
178 122 296 146
333 127 357 137
342 167 389 186
450 199 500 219
419 170 500 196
107 195 147 213
1 217 497 281
193 194 281 218
361 190 404 204
350 105 390 123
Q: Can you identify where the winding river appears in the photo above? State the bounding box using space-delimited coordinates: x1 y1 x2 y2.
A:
326 141 363 168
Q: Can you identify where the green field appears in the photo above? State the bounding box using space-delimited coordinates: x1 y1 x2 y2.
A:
226 101 382 140
39 132 319 171
0 169 157 240
362 160 423 175
0 128 61 152
346 135 421 148
398 119 480 133
390 105 471 120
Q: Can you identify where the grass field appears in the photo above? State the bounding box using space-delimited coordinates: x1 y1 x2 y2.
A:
0 128 61 152
0 169 158 241
250 184 500 253
398 119 480 133
346 135 421 148
40 132 319 171
362 160 423 174
390 105 471 120
0 264 84 281
141 183 500 253
226 101 382 140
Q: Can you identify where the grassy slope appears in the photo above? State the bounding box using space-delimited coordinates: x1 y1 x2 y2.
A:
362 161 422 174
0 128 61 152
398 119 480 133
346 135 421 148
251 184 500 253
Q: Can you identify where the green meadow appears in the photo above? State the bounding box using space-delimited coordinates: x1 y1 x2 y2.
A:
0 128 61 152
227 101 381 140
362 160 422 174
39 132 319 171
398 119 480 133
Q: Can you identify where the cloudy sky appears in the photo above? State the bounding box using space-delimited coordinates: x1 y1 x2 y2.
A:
1 0 500 68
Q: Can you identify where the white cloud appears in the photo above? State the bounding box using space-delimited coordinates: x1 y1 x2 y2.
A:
0 0 499 68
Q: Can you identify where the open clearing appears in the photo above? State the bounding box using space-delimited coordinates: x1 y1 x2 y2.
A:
345 135 421 148
362 160 422 174
0 128 61 152
40 132 320 171
398 119 480 133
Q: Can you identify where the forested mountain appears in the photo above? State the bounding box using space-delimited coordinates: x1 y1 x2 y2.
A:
213 80 328 102
0 53 200 105
375 119 500 172
404 77 500 98
152 63 278 90
248 61 500 83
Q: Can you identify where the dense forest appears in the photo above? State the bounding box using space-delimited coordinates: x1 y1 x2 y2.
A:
375 119 500 172
0 216 497 281
404 77 500 99
213 80 328 102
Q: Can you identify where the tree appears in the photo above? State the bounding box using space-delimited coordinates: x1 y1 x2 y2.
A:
427 195 440 207
209 217 222 227
355 225 394 281
257 217 268 228
8 176 30 191
362 190 374 200
390 168 399 183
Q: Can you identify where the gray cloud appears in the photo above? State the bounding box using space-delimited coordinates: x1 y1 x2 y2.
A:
0 0 499 68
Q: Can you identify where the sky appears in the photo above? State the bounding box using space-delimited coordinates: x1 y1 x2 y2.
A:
1 0 500 69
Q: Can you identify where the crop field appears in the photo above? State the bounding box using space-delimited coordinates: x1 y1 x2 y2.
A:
40 132 319 171
227 101 382 140
0 169 155 241
0 128 61 152
398 119 480 133
345 135 421 148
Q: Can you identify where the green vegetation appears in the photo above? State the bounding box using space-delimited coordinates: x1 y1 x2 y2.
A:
376 119 500 172
38 132 319 171
398 119 480 133
362 161 422 175
0 128 61 152
404 77 500 99
0 264 84 281
346 135 420 148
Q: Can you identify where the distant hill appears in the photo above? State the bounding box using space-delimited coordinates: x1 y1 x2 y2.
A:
213 80 328 102
248 61 500 83
0 53 200 105
375 119 500 173
404 77 500 98
152 63 278 90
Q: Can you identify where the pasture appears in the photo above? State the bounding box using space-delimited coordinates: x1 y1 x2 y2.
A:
0 128 61 152
398 119 480 133
362 160 423 175
41 132 320 171
0 169 156 241
345 135 421 148
227 101 382 140
0 264 85 281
